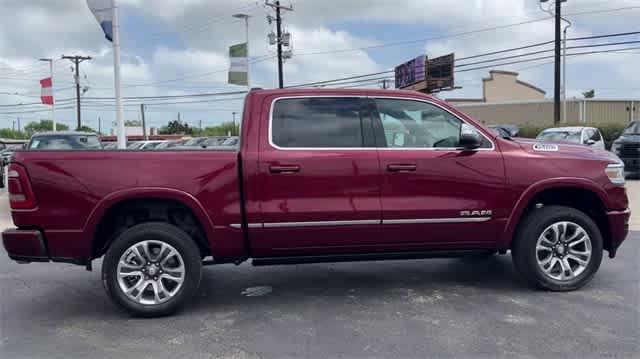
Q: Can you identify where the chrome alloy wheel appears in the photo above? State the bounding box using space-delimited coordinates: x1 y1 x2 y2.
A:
116 240 185 305
535 221 592 281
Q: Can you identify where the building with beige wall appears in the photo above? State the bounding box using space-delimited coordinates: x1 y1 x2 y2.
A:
444 70 636 127
447 70 546 105
454 99 637 127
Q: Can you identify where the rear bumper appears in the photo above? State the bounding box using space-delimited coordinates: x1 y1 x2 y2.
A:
607 208 631 257
2 228 49 262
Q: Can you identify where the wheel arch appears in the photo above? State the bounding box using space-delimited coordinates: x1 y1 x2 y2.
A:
504 178 611 250
84 187 216 259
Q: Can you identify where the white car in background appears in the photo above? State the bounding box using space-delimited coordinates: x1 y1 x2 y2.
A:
536 126 606 150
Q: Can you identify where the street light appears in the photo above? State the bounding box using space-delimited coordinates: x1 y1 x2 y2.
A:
232 13 251 89
38 58 56 131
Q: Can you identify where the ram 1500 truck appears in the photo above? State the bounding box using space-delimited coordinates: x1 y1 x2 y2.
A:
2 89 631 317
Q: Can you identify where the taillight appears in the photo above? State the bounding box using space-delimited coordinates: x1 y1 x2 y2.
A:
7 164 36 210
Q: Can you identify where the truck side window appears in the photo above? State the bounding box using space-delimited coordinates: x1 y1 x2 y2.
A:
374 99 491 149
271 98 364 148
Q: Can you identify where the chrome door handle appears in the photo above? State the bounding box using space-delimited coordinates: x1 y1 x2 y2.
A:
269 165 301 173
387 164 417 172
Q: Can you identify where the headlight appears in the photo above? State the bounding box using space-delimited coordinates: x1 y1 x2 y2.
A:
611 142 621 153
605 163 625 186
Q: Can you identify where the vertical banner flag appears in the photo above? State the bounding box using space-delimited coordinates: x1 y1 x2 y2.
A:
86 0 114 41
228 43 248 86
40 77 54 105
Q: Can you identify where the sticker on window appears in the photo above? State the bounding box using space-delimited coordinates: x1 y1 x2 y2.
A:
533 143 559 152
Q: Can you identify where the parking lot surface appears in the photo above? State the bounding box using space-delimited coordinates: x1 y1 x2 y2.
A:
0 184 638 359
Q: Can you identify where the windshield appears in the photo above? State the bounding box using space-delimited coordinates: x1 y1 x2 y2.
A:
182 137 207 147
202 138 227 147
536 131 582 143
29 135 102 150
141 142 162 149
154 141 177 149
222 137 239 146
623 121 640 134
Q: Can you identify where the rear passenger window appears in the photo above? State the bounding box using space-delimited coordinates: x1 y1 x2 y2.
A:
271 98 365 148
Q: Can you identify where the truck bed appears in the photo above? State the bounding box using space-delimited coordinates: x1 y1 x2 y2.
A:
10 150 243 259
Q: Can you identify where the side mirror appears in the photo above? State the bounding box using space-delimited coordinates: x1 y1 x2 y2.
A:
459 124 482 150
586 139 596 146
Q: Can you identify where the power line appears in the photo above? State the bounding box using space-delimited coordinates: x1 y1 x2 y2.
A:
290 6 640 58
456 39 640 68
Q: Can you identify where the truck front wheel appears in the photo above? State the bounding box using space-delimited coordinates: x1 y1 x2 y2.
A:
102 222 202 317
512 205 603 291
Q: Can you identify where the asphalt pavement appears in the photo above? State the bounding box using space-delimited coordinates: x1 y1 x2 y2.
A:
0 186 638 359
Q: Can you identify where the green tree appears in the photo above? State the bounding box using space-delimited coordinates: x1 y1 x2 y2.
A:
125 120 142 126
23 120 69 134
0 128 29 139
191 122 240 137
159 120 193 135
582 89 595 98
77 125 96 133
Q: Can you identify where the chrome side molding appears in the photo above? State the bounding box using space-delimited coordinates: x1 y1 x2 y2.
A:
229 217 491 229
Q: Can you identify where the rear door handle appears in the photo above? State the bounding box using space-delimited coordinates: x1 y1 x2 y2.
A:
269 164 301 174
387 164 417 172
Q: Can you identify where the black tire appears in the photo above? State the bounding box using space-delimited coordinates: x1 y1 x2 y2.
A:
102 222 202 317
512 205 603 291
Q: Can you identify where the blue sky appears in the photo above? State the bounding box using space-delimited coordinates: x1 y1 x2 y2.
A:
1 0 640 133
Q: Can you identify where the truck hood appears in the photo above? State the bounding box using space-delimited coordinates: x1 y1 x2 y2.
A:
512 137 621 164
614 134 640 144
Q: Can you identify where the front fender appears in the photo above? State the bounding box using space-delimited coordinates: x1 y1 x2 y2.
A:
83 187 217 256
501 177 608 246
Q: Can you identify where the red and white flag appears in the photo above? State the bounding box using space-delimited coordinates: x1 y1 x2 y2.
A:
40 77 54 105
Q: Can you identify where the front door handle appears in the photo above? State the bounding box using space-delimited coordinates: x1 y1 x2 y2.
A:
269 164 301 174
387 164 417 172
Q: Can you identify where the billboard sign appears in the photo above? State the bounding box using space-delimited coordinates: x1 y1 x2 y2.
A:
394 55 426 89
426 53 455 92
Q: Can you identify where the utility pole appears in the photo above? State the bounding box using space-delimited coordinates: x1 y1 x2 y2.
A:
62 55 92 130
140 104 148 141
17 117 21 133
98 116 101 135
554 0 562 125
232 112 238 135
12 121 15 132
199 119 203 133
266 1 293 88
381 79 390 89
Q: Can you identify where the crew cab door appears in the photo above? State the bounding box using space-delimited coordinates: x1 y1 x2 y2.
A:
372 97 507 249
251 96 383 256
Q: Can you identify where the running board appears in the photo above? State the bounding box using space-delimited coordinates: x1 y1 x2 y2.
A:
251 249 493 266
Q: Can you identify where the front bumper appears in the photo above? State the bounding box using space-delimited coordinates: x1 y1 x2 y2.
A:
2 228 49 262
607 208 631 257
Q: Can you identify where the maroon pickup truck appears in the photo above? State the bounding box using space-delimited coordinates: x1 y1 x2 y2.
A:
2 89 631 317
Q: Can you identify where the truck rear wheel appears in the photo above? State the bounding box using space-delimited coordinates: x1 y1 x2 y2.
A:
102 222 202 317
512 205 603 291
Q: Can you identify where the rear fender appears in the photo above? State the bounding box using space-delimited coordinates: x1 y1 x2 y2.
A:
83 187 216 256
